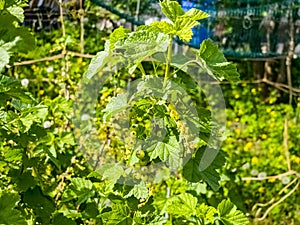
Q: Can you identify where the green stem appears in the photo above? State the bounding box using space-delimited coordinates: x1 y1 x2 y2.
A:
138 63 146 77
151 59 158 76
163 37 173 88
170 59 197 76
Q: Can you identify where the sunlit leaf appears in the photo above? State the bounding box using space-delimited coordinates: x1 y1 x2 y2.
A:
196 203 218 224
125 182 149 199
62 178 95 205
94 163 124 184
115 30 170 64
0 48 9 72
7 6 24 22
110 26 130 50
160 0 185 23
85 50 110 79
147 135 182 168
217 199 249 225
184 8 210 21
102 93 128 122
150 21 175 35
165 193 197 217
159 0 209 42
197 39 240 82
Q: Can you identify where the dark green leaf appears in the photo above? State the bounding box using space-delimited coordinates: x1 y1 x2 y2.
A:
183 147 226 190
52 213 76 225
0 192 26 225
23 186 56 224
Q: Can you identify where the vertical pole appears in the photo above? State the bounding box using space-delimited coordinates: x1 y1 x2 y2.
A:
79 0 85 54
135 0 141 22
286 1 294 105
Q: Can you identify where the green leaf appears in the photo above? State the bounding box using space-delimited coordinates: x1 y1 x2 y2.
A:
85 50 110 79
0 192 27 225
19 105 48 132
150 21 175 35
125 182 149 199
217 199 249 225
197 39 240 82
1 36 21 51
165 193 197 217
9 170 36 192
0 14 35 52
175 27 194 42
148 216 167 225
115 29 170 64
183 147 226 191
11 99 31 111
92 163 124 184
62 178 95 205
183 153 202 182
0 0 4 10
0 47 9 72
0 75 35 103
174 18 198 42
59 209 82 219
82 202 99 219
185 8 210 21
59 133 76 146
52 213 76 225
2 147 22 162
102 93 128 122
159 0 209 42
110 26 130 50
101 204 132 225
196 203 218 224
23 186 56 224
147 135 181 168
7 6 24 22
160 0 185 23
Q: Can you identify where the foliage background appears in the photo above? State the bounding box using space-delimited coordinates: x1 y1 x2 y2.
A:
0 0 300 224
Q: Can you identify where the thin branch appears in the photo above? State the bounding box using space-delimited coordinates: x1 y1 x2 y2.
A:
242 170 300 181
286 1 295 105
262 77 300 93
13 51 94 66
258 179 299 221
260 78 292 94
79 0 85 54
59 0 66 38
69 51 94 58
278 177 298 195
13 53 65 66
252 177 298 213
